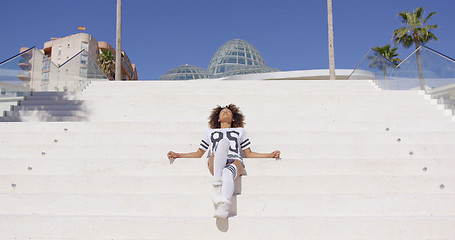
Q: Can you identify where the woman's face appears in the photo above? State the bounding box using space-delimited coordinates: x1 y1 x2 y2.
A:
218 108 233 123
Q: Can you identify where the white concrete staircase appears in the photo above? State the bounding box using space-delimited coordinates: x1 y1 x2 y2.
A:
1 79 454 239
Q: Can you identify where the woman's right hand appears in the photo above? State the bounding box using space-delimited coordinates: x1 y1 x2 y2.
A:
167 151 179 159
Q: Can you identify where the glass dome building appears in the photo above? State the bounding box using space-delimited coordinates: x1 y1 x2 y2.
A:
208 39 276 78
159 64 212 80
159 39 279 80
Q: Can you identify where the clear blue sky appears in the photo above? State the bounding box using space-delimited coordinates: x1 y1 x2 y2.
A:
1 0 454 80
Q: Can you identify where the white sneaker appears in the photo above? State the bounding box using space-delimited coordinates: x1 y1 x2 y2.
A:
212 180 222 206
214 198 230 219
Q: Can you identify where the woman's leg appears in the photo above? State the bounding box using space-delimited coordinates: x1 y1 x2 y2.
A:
221 160 244 200
212 138 230 182
208 138 229 206
214 160 244 219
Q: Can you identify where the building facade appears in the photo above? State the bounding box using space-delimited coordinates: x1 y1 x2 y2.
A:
41 33 138 81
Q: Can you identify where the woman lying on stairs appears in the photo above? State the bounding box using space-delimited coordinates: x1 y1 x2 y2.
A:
167 104 280 219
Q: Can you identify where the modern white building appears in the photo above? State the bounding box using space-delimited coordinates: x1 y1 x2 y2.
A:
43 33 99 68
42 33 138 81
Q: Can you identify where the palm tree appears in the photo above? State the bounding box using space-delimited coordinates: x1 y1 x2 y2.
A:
373 45 402 64
392 7 438 90
97 49 115 80
369 45 402 89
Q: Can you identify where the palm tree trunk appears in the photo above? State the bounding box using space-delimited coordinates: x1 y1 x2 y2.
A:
383 69 389 90
327 0 336 80
416 47 425 91
115 0 122 81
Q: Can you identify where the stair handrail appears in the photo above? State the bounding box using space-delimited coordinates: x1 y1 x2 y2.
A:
0 47 36 66
59 49 86 67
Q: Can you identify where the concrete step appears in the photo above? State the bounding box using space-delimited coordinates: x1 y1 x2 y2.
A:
3 157 452 176
1 123 452 134
78 91 432 104
1 120 454 132
0 193 453 217
0 116 21 122
85 111 452 123
30 92 68 97
2 131 455 145
0 143 453 159
5 110 87 117
80 92 429 101
0 115 87 122
0 114 87 122
85 101 447 115
82 98 450 114
12 105 84 111
24 95 67 101
18 100 84 106
242 175 452 195
0 215 453 240
84 80 380 92
1 175 452 195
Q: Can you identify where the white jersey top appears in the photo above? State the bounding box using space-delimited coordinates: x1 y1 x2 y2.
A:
199 127 251 162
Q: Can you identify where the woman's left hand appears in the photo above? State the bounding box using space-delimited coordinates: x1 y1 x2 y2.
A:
270 150 281 159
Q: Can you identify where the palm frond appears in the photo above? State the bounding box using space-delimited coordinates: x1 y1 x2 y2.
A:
371 44 401 67
393 6 438 49
393 28 413 47
426 31 439 42
398 11 410 24
414 7 424 20
423 11 437 24
425 24 438 30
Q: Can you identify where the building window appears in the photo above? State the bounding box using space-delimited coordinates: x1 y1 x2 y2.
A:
58 46 62 55
80 67 87 77
81 54 87 65
81 42 88 51
57 58 61 65
42 60 50 72
67 43 70 48
42 72 49 83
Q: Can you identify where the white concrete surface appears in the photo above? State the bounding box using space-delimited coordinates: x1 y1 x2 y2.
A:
220 69 371 80
0 79 454 239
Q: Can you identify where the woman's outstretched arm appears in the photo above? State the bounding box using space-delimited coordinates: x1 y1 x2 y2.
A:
243 148 280 159
167 148 206 159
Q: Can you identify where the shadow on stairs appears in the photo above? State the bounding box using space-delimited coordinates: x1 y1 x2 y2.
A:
0 91 88 122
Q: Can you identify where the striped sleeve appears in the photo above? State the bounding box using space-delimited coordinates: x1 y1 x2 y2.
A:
200 139 209 151
199 130 210 151
240 129 251 150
